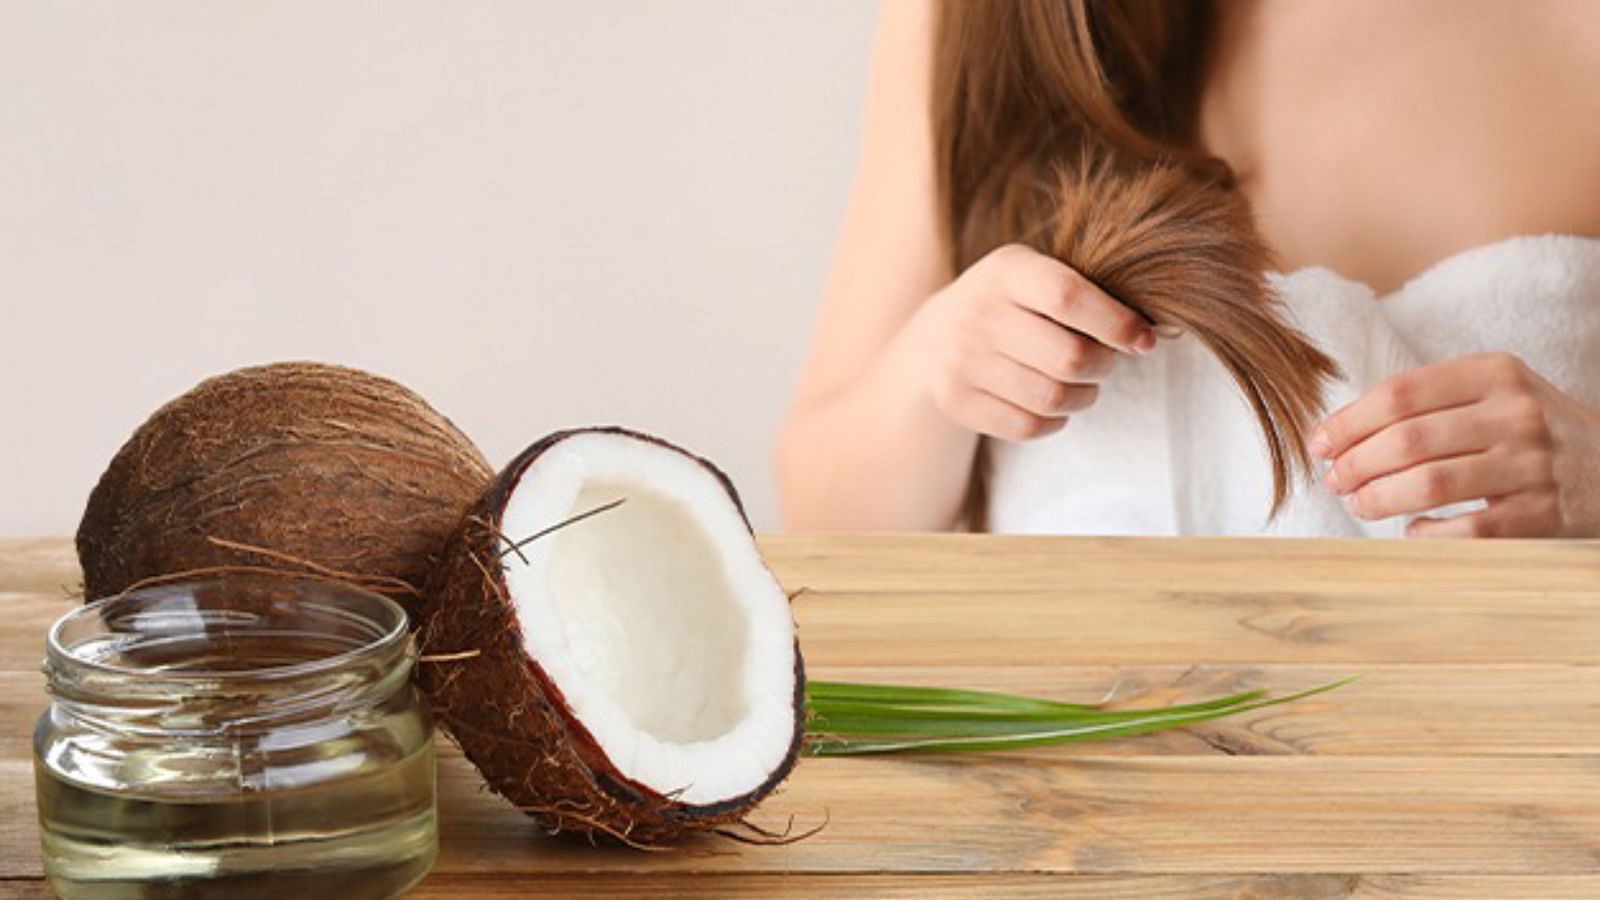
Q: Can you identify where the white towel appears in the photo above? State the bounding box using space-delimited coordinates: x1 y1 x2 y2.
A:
986 234 1600 537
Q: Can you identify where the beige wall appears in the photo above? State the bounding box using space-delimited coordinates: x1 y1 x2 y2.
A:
0 1 878 535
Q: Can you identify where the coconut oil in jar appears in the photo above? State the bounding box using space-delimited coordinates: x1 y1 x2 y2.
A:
34 574 438 899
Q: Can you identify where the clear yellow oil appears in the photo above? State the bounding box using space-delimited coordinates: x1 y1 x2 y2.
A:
36 635 436 900
37 741 436 900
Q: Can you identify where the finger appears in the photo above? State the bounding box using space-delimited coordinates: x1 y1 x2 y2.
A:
991 303 1116 383
954 389 1068 443
1325 402 1502 496
1406 491 1561 539
986 246 1154 354
1347 448 1541 521
1313 358 1502 460
970 353 1099 418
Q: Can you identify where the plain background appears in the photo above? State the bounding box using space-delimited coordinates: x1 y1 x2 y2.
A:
0 1 878 536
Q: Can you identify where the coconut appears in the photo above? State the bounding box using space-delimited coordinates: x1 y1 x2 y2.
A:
418 427 805 846
76 362 493 603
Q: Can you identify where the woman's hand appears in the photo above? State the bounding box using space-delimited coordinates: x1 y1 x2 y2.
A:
901 243 1155 443
1312 353 1600 537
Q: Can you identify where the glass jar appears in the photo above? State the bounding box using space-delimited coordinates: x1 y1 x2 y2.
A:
34 574 438 900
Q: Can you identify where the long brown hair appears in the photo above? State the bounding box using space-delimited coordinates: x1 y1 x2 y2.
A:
933 0 1338 517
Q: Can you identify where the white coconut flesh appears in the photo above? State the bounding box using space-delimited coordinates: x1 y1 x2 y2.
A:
496 433 799 807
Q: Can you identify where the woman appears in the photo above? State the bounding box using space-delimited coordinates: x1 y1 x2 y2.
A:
777 0 1600 537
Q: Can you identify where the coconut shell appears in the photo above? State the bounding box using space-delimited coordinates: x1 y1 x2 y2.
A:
76 362 493 604
417 427 806 846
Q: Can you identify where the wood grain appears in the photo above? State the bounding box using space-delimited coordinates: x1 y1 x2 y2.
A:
0 599 70 671
423 749 1600 876
4 743 1594 880
758 534 1600 593
810 664 1600 757
6 664 1598 761
0 762 38 880
0 539 79 597
407 873 1600 899
2 536 1597 898
792 587 1600 666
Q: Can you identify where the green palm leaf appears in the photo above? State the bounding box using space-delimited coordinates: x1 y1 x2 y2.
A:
803 678 1351 757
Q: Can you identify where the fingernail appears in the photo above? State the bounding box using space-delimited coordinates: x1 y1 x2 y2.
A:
1131 331 1157 355
1321 468 1341 495
1309 431 1332 460
1343 494 1362 519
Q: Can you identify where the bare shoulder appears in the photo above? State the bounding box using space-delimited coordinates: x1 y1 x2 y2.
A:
1531 0 1600 184
1489 0 1600 228
1207 0 1600 289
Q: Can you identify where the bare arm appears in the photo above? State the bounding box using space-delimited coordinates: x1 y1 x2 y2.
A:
776 0 1153 531
777 0 966 530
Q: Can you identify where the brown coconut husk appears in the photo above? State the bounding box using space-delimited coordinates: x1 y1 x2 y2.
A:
76 362 493 604
417 427 807 847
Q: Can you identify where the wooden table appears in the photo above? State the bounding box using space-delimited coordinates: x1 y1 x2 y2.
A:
2 536 1598 898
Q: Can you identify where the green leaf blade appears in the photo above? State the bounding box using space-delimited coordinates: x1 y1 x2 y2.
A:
802 677 1353 757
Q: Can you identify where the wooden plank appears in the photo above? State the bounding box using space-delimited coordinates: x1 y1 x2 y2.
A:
0 673 45 757
12 657 1593 768
0 764 37 880
4 536 1598 891
0 597 66 672
26 745 1583 879
3 664 1596 762
809 664 1600 757
792 588 1600 665
9 581 1600 672
3 872 1597 899
407 873 1600 899
6 539 1598 670
430 751 1600 875
0 540 79 598
11 535 1600 598
759 534 1600 594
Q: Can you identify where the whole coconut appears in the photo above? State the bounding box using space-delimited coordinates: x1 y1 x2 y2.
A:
76 362 493 603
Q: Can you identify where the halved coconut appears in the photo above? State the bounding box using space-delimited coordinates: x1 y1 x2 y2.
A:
418 427 805 845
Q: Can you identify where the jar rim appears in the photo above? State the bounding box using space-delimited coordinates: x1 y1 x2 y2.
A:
48 572 411 684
